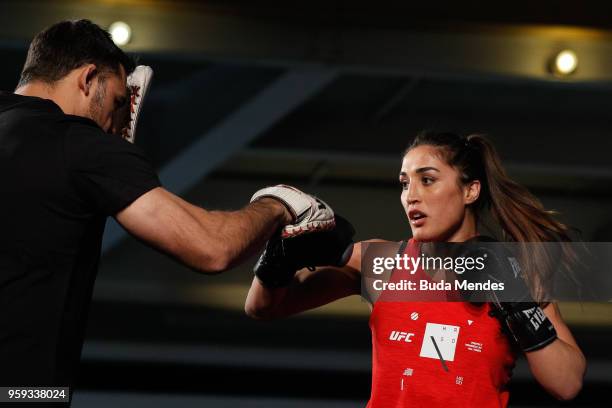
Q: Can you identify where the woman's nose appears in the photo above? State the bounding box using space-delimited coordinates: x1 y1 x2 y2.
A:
406 182 421 204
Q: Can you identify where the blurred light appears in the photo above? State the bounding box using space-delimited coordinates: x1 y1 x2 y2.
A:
109 21 131 46
552 49 578 76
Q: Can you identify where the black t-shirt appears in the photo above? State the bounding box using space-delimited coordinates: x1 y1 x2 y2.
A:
0 92 160 389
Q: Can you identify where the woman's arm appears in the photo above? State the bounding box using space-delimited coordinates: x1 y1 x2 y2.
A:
525 303 586 401
244 241 365 319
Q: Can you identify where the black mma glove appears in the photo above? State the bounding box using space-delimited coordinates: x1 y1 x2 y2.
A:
488 300 557 352
459 236 557 352
254 215 355 288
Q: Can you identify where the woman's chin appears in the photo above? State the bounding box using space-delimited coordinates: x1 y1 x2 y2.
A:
411 229 431 241
412 228 446 242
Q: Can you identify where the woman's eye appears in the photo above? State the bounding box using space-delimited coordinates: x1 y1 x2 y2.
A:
400 181 408 190
422 177 434 185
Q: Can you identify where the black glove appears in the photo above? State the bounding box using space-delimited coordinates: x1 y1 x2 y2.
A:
254 215 355 288
488 300 557 352
458 236 558 352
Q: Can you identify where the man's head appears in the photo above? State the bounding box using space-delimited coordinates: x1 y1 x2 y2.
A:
16 19 135 132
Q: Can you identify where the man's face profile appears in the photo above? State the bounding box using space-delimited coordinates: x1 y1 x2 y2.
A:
84 65 128 133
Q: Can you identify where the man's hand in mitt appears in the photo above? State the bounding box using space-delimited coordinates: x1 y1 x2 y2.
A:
111 65 153 143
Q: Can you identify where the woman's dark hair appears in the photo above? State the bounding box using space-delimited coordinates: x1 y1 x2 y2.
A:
407 131 577 301
17 19 135 87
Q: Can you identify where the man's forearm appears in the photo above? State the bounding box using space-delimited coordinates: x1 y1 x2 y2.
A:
182 197 291 271
116 186 329 274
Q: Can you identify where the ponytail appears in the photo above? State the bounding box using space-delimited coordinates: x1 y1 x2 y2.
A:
466 134 571 243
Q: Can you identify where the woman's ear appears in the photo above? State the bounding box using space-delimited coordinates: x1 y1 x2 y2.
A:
464 179 481 205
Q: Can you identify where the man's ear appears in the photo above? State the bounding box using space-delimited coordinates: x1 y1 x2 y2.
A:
464 179 481 205
76 64 98 96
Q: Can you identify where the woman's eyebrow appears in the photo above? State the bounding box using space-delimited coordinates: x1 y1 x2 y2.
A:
399 167 440 177
416 167 440 174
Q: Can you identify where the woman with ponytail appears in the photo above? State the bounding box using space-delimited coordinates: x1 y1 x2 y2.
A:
245 131 586 407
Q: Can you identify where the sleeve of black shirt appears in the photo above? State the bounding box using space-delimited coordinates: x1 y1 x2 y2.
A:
64 120 162 216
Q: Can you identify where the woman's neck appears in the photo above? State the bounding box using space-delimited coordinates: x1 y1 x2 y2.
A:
446 211 478 242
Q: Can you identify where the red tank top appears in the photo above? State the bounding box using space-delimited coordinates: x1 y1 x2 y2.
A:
367 239 516 407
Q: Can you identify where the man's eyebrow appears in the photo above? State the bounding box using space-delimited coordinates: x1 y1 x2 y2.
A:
399 167 440 177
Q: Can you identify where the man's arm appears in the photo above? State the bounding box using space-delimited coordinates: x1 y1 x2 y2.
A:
115 187 292 274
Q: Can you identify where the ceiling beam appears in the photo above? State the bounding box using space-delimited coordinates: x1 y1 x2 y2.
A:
2 1 612 83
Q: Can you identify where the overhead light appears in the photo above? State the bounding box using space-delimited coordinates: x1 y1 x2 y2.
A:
551 49 578 77
109 21 131 46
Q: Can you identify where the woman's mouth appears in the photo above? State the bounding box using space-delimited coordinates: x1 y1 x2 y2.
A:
408 209 427 227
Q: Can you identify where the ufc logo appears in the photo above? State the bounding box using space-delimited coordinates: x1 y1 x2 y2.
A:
389 331 415 343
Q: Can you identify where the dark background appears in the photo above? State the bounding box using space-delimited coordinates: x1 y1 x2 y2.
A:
1 1 611 406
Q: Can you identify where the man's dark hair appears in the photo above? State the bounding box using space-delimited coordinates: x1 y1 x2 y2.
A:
17 19 136 87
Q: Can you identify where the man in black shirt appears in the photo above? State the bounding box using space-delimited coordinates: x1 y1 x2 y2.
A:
0 19 337 400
